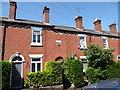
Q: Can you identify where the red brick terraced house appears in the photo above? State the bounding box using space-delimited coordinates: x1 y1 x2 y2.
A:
0 1 120 88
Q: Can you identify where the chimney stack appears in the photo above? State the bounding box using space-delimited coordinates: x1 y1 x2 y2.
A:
43 6 50 23
109 23 117 34
75 16 84 30
9 0 17 19
93 18 102 32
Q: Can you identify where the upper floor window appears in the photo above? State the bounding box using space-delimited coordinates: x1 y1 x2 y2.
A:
30 27 42 46
78 34 87 49
102 37 108 49
32 30 41 43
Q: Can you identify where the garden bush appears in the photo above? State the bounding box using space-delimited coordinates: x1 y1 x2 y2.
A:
1 61 11 90
45 61 63 85
24 71 49 88
86 62 120 84
86 67 108 83
84 43 117 84
25 57 86 88
64 59 85 88
24 61 63 88
84 43 114 70
106 61 120 79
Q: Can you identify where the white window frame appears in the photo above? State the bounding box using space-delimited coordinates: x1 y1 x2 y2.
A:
9 53 25 63
117 55 120 61
102 37 109 49
78 34 87 49
29 54 43 72
80 56 87 72
30 27 43 46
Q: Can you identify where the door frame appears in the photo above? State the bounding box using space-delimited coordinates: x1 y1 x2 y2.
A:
9 52 25 88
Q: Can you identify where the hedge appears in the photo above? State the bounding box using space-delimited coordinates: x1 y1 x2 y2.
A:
24 61 63 88
24 59 86 88
86 62 120 84
106 61 120 79
64 59 85 88
1 61 12 90
45 61 63 85
86 67 107 83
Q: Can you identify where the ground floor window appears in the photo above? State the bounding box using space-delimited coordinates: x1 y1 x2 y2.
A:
80 56 87 72
31 58 41 72
82 59 87 72
29 54 43 72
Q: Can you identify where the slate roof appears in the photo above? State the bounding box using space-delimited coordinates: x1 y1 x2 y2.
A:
0 17 119 38
0 17 53 27
54 25 119 38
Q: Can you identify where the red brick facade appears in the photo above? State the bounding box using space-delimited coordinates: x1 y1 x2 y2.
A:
1 26 119 78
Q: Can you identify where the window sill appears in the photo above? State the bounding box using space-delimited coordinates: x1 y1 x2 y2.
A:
103 47 109 49
80 47 87 50
30 43 43 47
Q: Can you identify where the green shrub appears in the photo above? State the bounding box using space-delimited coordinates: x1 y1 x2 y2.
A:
64 59 84 88
84 43 116 84
86 67 108 83
84 43 114 70
86 62 120 84
106 61 120 79
24 61 63 88
1 61 12 90
45 61 63 73
24 71 50 88
44 61 63 86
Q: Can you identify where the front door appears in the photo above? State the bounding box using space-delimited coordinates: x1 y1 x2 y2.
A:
9 54 24 89
11 63 22 88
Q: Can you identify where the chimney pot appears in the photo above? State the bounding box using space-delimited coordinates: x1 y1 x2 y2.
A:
43 6 50 23
9 0 17 19
75 16 84 30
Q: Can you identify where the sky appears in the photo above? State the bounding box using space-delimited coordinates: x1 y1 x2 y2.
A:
1 1 119 31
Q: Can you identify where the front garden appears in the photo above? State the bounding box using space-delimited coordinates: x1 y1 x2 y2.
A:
85 43 120 84
24 43 120 89
24 55 85 89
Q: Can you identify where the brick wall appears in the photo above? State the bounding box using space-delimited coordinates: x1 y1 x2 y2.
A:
4 27 45 78
3 26 119 78
108 38 118 61
0 26 5 60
